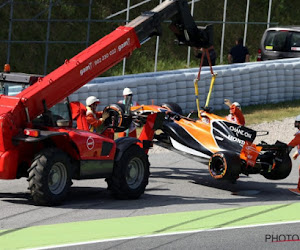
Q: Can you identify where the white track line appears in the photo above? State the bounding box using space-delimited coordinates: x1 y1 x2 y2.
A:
27 220 300 250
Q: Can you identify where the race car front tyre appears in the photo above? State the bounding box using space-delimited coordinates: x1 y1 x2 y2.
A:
160 102 183 115
208 151 241 181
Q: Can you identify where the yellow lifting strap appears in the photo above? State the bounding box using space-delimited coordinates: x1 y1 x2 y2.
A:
194 48 217 118
205 73 217 107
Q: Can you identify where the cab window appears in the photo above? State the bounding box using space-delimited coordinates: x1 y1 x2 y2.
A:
0 83 27 96
49 99 71 121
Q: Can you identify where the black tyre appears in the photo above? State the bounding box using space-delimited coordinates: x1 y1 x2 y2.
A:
107 145 150 199
27 148 72 206
262 155 292 180
208 151 241 181
161 102 183 115
103 103 132 132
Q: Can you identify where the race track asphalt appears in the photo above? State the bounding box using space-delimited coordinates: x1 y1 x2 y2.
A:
0 146 300 249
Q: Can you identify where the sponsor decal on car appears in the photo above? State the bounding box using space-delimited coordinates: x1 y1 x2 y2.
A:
227 134 245 146
240 141 262 167
229 125 253 139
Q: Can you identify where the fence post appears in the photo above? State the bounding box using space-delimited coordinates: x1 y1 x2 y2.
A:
186 0 195 68
86 0 93 48
7 0 14 64
122 0 130 75
220 0 227 64
243 0 250 46
44 0 53 75
267 0 272 28
154 0 163 72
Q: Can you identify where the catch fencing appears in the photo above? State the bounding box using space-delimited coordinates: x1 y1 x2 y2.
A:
0 0 277 75
69 58 300 113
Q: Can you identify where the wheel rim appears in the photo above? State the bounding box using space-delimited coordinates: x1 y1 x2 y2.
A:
212 158 224 175
126 157 145 189
48 162 67 194
210 157 226 178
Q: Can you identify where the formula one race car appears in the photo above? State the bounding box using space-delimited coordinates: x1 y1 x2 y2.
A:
131 102 292 182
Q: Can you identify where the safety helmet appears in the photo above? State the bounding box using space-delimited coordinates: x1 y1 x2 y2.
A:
123 87 133 96
86 96 100 106
295 115 300 128
233 102 241 110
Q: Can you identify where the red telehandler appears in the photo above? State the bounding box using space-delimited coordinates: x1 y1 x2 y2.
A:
0 0 212 206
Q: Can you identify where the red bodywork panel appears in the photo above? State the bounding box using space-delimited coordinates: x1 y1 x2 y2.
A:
138 112 161 154
0 127 116 179
0 150 18 179
63 128 116 161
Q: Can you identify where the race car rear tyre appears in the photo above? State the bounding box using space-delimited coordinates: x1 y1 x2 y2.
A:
208 151 241 181
27 148 72 206
107 145 150 199
261 154 292 180
161 102 183 115
103 103 132 132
